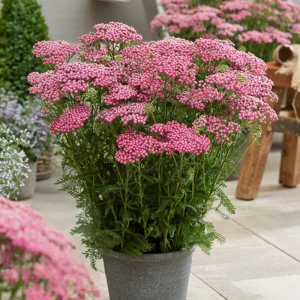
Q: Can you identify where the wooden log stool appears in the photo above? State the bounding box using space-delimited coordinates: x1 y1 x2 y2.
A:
236 61 300 200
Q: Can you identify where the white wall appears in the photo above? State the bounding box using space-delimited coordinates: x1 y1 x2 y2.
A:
0 0 158 41
39 0 159 42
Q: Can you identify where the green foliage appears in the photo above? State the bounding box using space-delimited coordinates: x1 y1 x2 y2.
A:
189 0 221 8
28 28 267 266
0 0 49 99
54 87 253 267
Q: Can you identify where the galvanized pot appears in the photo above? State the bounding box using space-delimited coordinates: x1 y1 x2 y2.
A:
103 247 195 300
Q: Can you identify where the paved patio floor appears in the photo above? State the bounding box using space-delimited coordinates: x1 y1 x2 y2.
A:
28 150 300 300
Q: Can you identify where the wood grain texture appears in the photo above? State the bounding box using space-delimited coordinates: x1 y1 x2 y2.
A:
236 128 274 200
235 86 285 200
279 134 300 187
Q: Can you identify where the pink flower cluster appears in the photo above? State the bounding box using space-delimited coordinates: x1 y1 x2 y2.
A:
33 40 80 65
176 85 223 110
115 121 210 164
216 23 243 37
291 23 300 35
79 22 142 45
0 196 100 300
50 104 91 133
193 115 241 143
28 22 277 165
97 103 147 125
28 62 116 102
152 0 300 61
206 70 276 100
195 39 266 75
104 84 137 105
150 3 221 34
221 1 251 12
238 27 292 45
229 95 278 123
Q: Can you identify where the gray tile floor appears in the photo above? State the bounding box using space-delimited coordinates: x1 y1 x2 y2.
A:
28 150 300 300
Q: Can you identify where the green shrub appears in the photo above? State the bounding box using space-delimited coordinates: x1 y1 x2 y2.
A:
0 0 49 99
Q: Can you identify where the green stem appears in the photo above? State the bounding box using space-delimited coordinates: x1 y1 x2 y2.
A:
137 162 147 235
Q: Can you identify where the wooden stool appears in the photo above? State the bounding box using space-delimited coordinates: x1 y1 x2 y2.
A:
236 62 300 200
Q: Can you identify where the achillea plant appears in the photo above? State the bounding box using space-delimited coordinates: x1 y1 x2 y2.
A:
0 196 100 299
151 0 300 61
28 22 276 265
0 124 30 200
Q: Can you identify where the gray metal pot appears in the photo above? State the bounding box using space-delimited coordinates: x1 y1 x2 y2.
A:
103 247 195 300
17 162 37 200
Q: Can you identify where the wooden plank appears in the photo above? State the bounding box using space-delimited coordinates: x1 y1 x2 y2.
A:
235 87 285 200
272 116 300 135
285 88 300 116
279 134 300 187
266 61 292 88
236 128 274 200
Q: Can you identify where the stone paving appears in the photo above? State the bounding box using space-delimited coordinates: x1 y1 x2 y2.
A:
29 150 300 300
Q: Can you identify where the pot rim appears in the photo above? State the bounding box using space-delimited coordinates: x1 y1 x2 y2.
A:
103 246 196 262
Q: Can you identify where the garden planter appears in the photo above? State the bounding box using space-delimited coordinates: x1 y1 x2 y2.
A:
103 247 195 300
18 162 37 200
37 147 53 181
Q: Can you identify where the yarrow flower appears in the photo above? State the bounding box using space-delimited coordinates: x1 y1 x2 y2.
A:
28 63 117 102
79 22 142 45
195 38 266 75
28 24 277 165
152 0 300 61
115 121 210 164
0 196 100 299
50 104 91 133
33 40 80 65
97 103 147 125
206 70 276 100
193 115 241 143
176 85 223 110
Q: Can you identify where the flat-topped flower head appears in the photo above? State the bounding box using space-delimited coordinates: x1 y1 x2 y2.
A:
50 104 91 133
176 85 223 110
33 40 80 66
0 196 100 299
115 121 210 164
79 22 142 45
152 0 300 62
97 103 147 125
206 70 275 99
193 115 241 143
28 62 117 102
195 38 266 75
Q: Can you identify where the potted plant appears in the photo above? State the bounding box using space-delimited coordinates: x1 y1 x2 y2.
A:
0 124 30 200
151 0 300 62
28 22 277 300
0 196 100 299
0 89 50 199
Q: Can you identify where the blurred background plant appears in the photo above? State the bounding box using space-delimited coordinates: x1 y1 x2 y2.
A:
0 124 30 200
0 196 100 299
0 0 49 99
0 88 50 163
151 0 300 61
